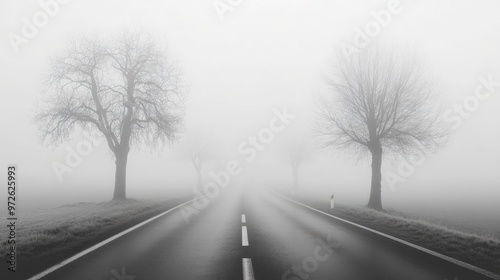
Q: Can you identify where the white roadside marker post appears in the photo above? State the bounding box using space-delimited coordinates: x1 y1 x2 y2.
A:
330 194 335 210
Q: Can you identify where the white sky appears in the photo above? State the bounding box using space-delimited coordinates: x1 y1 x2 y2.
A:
0 0 499 215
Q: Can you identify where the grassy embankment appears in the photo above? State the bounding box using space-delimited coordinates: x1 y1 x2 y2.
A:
0 197 188 271
288 192 500 275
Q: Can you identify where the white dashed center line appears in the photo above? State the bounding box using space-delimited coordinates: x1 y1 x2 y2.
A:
241 213 255 279
242 258 255 280
242 225 249 246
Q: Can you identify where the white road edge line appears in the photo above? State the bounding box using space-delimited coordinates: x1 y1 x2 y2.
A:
242 225 249 246
27 195 208 280
269 189 500 280
241 214 246 223
242 258 255 280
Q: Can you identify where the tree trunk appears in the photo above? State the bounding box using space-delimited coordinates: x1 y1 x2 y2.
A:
113 151 128 200
367 145 383 210
195 166 202 197
292 164 298 193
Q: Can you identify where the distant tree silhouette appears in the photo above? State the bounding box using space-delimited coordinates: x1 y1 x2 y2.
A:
286 138 308 196
36 30 186 200
316 46 445 210
180 130 215 196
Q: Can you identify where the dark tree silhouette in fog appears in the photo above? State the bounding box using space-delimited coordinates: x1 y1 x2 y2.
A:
180 130 215 196
36 30 185 200
286 138 308 196
316 47 444 210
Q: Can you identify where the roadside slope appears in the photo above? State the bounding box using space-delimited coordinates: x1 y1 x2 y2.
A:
0 196 190 279
276 190 500 276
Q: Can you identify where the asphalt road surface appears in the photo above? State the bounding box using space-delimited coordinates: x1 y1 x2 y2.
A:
26 186 494 280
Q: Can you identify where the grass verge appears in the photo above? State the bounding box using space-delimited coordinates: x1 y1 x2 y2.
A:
286 192 500 275
0 196 189 278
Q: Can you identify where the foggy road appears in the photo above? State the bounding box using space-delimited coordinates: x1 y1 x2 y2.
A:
3 1 500 280
28 187 494 280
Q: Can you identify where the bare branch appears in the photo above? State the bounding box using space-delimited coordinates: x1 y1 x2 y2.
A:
316 45 446 158
35 30 186 154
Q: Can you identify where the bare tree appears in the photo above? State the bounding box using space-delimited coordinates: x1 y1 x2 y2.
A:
35 30 185 200
180 130 215 196
285 138 309 196
316 46 445 210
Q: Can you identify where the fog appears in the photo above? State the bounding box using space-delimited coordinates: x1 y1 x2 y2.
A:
1 0 499 225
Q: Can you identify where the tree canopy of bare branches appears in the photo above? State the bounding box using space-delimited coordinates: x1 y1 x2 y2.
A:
316 46 445 210
35 30 186 200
